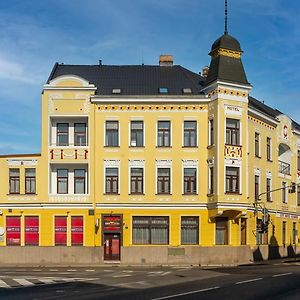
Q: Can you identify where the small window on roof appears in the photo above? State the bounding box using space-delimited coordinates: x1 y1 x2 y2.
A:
112 88 121 94
159 87 168 94
182 88 192 94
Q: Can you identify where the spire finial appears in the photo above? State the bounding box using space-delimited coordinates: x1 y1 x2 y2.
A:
224 0 228 35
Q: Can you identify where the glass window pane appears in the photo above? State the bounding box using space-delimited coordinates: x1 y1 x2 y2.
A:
75 123 86 133
106 168 118 176
25 168 35 177
75 169 85 177
106 121 118 130
57 169 68 177
10 169 19 176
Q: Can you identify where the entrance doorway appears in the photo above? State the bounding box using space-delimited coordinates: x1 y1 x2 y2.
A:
102 215 122 261
104 233 121 261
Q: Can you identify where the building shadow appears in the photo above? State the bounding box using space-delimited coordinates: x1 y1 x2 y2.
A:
253 246 263 261
268 225 281 260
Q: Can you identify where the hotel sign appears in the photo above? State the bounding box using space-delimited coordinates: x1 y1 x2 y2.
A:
224 104 242 116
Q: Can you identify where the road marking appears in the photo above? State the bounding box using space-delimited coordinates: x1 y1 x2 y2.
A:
38 279 56 284
151 286 220 300
67 269 77 272
14 278 35 286
103 269 113 272
85 269 95 272
235 278 262 285
161 271 171 276
32 269 42 271
272 272 292 277
112 274 132 278
0 279 11 288
50 269 58 272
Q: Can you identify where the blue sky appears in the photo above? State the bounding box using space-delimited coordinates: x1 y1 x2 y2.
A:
0 0 300 154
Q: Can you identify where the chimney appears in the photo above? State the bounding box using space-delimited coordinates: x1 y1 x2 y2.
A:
202 66 209 77
159 55 173 66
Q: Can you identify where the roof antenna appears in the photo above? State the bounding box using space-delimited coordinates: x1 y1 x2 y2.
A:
224 0 228 35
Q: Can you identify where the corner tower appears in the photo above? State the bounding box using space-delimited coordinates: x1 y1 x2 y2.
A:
203 1 252 243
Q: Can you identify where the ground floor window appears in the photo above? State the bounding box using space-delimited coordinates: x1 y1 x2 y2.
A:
282 221 286 246
25 216 39 246
132 216 169 245
256 218 268 245
6 216 21 246
181 217 199 245
215 217 228 245
240 218 247 245
71 216 83 246
55 216 67 246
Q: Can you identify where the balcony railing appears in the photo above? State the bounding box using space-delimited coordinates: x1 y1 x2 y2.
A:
278 160 290 175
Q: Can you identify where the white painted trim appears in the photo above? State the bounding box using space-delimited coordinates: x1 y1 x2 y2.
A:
248 107 279 126
91 96 208 103
0 204 93 209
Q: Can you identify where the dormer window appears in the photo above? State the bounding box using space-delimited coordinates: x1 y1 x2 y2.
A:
159 87 168 94
182 88 192 94
112 88 121 94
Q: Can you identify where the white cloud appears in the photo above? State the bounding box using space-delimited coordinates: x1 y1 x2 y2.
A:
0 56 37 84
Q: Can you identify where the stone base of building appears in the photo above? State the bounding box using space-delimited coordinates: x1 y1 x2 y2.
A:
0 245 299 266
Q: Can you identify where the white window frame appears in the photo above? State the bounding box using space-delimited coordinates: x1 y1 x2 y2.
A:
128 160 145 194
182 160 198 195
156 160 172 194
182 120 198 147
104 160 120 194
156 120 172 147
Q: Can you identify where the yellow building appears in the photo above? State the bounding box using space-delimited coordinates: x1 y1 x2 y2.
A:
0 32 299 265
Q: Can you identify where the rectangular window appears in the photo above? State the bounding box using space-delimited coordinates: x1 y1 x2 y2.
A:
25 216 39 246
266 178 271 201
298 150 300 171
105 121 119 147
130 121 143 147
57 169 68 194
297 185 300 206
255 175 260 200
181 217 199 245
292 222 297 244
240 218 247 245
157 121 171 147
105 168 118 194
57 123 69 146
256 218 264 245
209 119 214 145
282 182 287 203
74 123 87 146
282 221 286 246
183 168 197 194
225 167 239 194
255 132 260 157
9 168 20 194
74 169 86 194
25 168 36 194
226 119 240 145
55 216 67 246
267 137 271 161
157 168 171 194
215 217 228 245
6 216 21 246
183 121 197 147
130 168 143 194
132 216 169 245
209 167 214 194
71 216 83 246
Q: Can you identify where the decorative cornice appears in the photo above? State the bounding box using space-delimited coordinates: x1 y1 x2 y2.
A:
211 48 242 59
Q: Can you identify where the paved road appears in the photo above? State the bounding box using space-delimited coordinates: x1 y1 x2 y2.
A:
0 261 299 299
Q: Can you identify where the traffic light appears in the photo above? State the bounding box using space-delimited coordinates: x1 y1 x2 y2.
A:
262 220 269 233
289 182 296 193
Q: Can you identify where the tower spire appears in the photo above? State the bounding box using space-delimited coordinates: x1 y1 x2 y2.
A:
224 0 228 35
